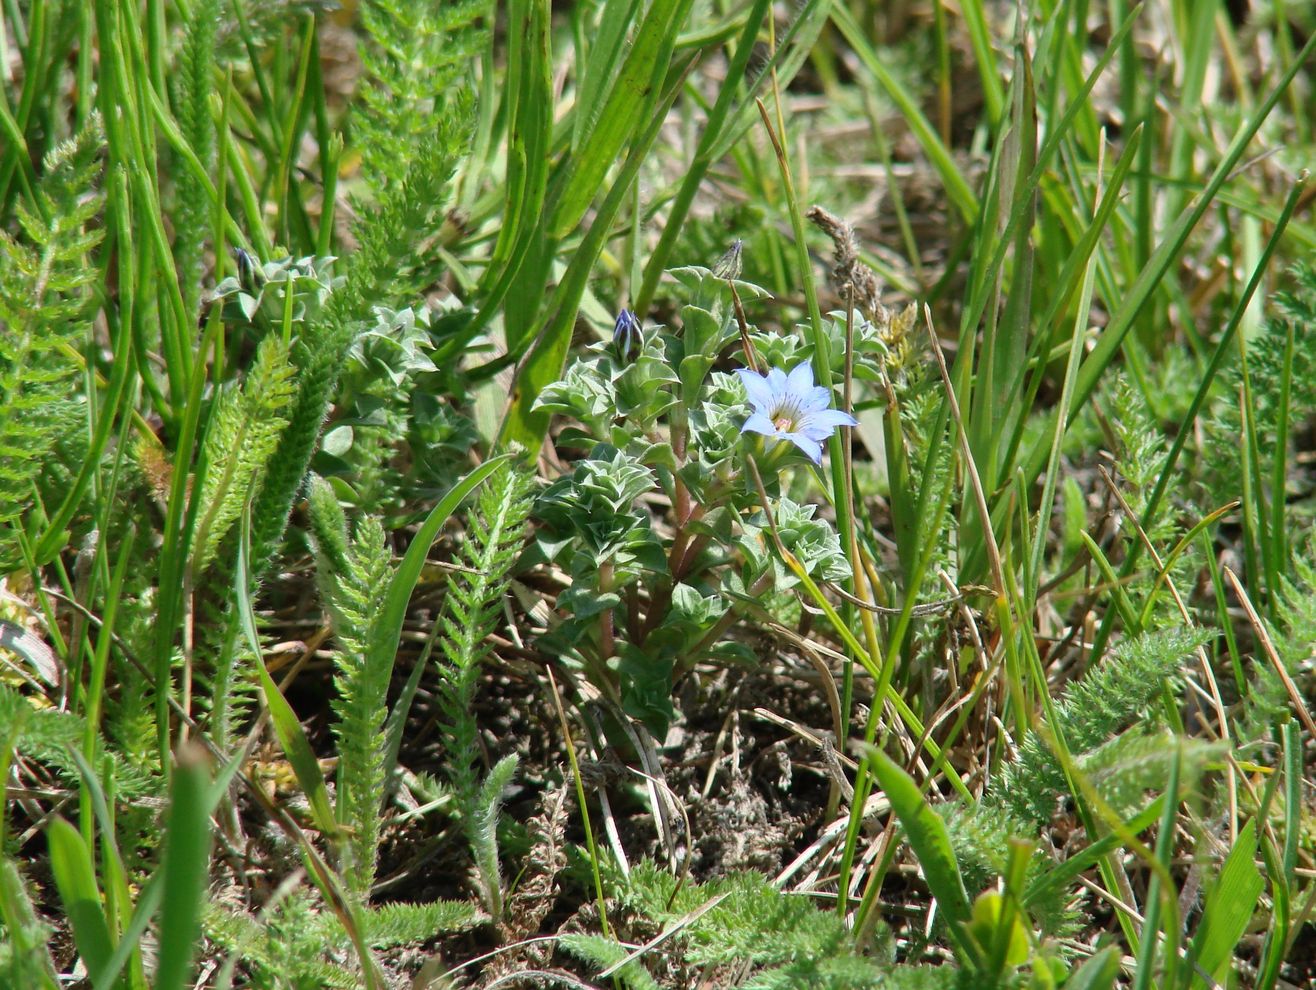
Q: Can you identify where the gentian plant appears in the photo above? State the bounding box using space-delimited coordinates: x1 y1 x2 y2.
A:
532 261 883 738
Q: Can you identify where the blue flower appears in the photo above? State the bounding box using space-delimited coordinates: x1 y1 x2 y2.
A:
735 362 858 465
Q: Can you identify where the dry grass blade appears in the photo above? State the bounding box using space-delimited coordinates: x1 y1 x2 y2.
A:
1222 566 1316 741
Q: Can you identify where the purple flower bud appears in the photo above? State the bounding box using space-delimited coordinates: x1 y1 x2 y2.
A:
232 247 263 292
612 308 643 362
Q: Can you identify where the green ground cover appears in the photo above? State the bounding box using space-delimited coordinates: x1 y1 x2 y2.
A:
1 0 1315 986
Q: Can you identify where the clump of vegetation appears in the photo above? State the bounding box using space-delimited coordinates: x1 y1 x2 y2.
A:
2 2 1314 989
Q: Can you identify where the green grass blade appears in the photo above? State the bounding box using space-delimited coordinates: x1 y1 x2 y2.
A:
955 3 1142 362
366 454 510 689
1281 718 1302 882
471 0 551 347
967 36 1037 493
238 510 339 839
701 0 831 164
152 315 221 774
1254 825 1291 990
94 753 248 990
1020 25 1316 483
1187 818 1262 988
47 817 115 983
1131 744 1182 990
633 0 775 315
865 748 979 968
152 747 216 990
831 2 976 222
1065 947 1122 990
499 64 690 451
548 0 693 241
90 872 162 990
570 0 643 153
1024 797 1165 911
1087 174 1306 660
958 0 1004 124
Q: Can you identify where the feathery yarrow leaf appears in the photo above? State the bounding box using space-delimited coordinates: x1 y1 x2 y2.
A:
436 465 533 810
174 0 221 324
354 0 487 196
193 334 297 574
326 515 397 895
993 625 1209 825
246 2 486 577
0 120 104 552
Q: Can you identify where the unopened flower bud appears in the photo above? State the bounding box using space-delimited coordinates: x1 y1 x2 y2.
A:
612 308 643 362
232 247 263 293
713 239 743 280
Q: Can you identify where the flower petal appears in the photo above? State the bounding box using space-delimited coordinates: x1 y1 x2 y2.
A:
766 366 789 396
800 385 832 412
805 408 859 430
742 412 779 437
786 362 815 395
782 432 823 464
735 368 775 412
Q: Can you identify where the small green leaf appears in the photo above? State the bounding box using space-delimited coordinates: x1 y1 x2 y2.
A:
1188 818 1263 988
239 511 338 838
1063 946 1121 990
47 818 114 983
619 643 678 738
867 748 979 966
970 890 1029 969
155 746 218 990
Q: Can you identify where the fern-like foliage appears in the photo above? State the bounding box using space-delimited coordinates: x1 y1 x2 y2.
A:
944 722 1221 950
215 1 335 61
1272 542 1316 667
203 617 260 758
1204 265 1316 523
194 334 297 575
358 898 483 946
992 625 1208 826
248 0 488 580
205 890 360 990
469 753 518 921
0 684 153 799
880 968 963 990
190 334 296 753
1077 729 1220 819
1244 539 1316 735
0 120 103 564
0 858 59 988
323 515 396 896
307 473 351 579
559 933 662 990
435 465 532 918
589 860 890 989
173 0 220 325
499 783 568 942
437 466 533 807
0 683 85 780
1099 374 1200 623
205 886 480 989
937 801 1082 943
353 0 487 199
